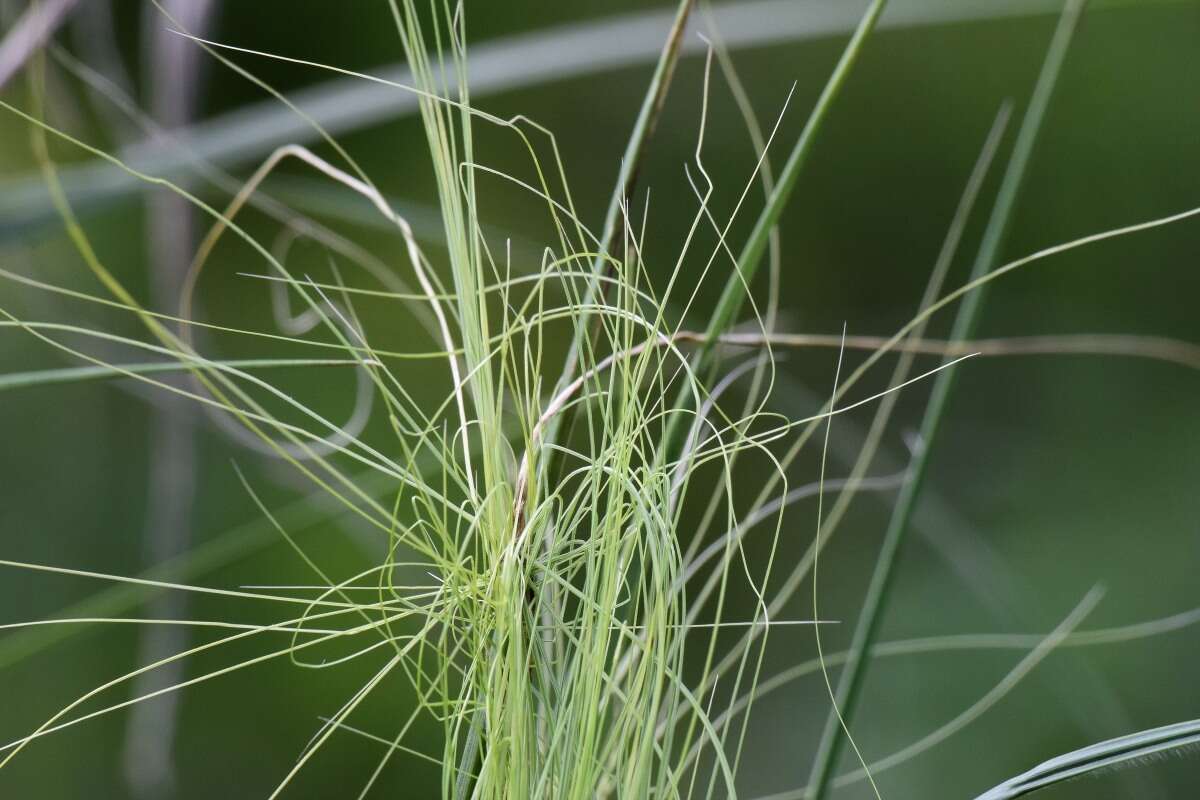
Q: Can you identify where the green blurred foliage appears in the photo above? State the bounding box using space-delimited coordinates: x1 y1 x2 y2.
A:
0 1 1197 798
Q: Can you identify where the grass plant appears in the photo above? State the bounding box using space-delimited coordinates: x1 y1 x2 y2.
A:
0 1 1198 798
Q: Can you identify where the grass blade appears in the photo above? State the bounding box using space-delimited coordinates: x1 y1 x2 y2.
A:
974 719 1200 799
0 357 371 392
805 3 1089 797
664 0 889 460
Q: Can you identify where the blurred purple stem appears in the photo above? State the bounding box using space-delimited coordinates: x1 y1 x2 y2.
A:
121 2 215 798
0 0 77 90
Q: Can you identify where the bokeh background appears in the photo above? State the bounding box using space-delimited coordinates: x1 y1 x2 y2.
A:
1 1 1198 797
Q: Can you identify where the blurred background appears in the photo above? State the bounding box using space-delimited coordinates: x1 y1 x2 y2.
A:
0 0 1198 797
